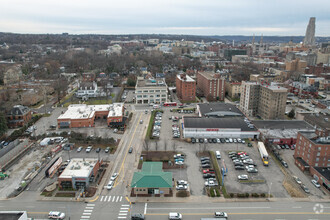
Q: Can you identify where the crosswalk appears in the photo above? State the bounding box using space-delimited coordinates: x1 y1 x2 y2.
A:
99 195 123 202
80 203 95 219
118 204 130 219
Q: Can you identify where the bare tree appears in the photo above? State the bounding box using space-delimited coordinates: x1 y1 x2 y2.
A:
143 140 150 160
155 141 159 151
172 142 177 152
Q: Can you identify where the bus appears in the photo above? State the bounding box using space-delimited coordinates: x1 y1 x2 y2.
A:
163 102 177 107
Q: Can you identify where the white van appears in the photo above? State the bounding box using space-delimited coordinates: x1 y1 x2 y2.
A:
169 212 182 220
216 151 221 159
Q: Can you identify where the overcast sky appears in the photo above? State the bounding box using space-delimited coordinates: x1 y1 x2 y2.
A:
1 0 329 36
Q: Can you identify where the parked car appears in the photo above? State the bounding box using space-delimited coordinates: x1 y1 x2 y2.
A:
200 157 210 161
203 173 216 179
203 169 215 174
191 138 196 143
177 180 188 185
293 176 302 185
106 181 114 190
199 138 204 143
77 146 83 152
86 146 93 153
235 166 245 170
201 164 211 168
281 160 288 168
311 179 321 188
96 147 101 153
105 147 111 153
110 173 118 181
238 175 248 180
301 184 310 193
175 161 184 165
248 143 253 147
247 168 258 173
176 184 188 190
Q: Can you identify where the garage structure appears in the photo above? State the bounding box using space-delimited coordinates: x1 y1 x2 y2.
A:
58 158 102 190
57 103 124 128
183 117 260 139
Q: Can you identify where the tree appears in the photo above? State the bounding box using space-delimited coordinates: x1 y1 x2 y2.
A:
127 75 136 87
0 112 8 137
288 109 295 118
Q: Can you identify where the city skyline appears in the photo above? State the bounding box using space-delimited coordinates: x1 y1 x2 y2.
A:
1 0 330 36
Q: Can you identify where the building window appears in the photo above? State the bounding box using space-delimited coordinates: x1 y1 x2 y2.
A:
317 152 320 156
318 147 321 151
143 90 148 93
315 163 318 166
316 158 319 162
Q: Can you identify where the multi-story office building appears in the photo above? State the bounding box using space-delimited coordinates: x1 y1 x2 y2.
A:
196 71 225 101
240 82 287 119
240 81 260 117
176 74 196 102
135 77 168 104
258 85 288 120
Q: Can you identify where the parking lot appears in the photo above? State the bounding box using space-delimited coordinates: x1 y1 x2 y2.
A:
147 106 290 198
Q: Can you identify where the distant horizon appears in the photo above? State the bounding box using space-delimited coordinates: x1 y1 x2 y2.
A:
1 1 330 36
1 31 329 38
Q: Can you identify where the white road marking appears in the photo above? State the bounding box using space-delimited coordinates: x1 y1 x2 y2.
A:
147 206 270 210
104 196 108 201
121 208 129 210
112 196 116 202
118 217 127 219
108 196 112 202
144 203 148 214
119 213 128 215
84 210 93 213
80 216 90 219
120 210 128 213
100 196 104 202
120 196 123 202
83 213 92 215
85 207 94 209
116 196 120 202
86 204 95 206
122 204 130 207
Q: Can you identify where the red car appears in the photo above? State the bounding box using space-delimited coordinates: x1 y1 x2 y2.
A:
203 169 215 174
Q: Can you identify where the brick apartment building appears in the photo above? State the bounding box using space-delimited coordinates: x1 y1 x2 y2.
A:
225 81 241 99
6 105 32 128
176 74 196 102
196 71 225 101
294 131 330 190
294 131 330 170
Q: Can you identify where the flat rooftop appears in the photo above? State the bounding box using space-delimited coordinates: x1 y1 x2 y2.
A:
59 158 98 178
177 74 195 82
305 113 330 130
198 103 242 117
58 103 123 120
198 71 223 80
136 77 167 88
184 116 258 131
252 120 314 130
262 84 288 92
0 211 26 220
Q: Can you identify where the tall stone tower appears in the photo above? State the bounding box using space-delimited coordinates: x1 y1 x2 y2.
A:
303 17 316 46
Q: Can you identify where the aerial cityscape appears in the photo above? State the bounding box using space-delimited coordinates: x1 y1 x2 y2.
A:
0 1 329 220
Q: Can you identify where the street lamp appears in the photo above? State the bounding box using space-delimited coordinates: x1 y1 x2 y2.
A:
268 182 272 201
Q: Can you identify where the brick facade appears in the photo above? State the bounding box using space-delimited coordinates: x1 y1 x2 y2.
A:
196 72 225 101
176 74 196 102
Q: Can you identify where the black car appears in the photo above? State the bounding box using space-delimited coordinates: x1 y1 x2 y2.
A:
128 147 133 153
281 145 286 149
191 138 196 143
234 162 244 166
200 157 210 161
285 144 290 149
203 173 216 178
199 138 204 143
201 160 210 165
220 138 225 143
212 138 217 143
201 164 211 168
208 138 213 143
231 156 238 160
235 166 245 170
96 148 101 153
131 213 145 220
